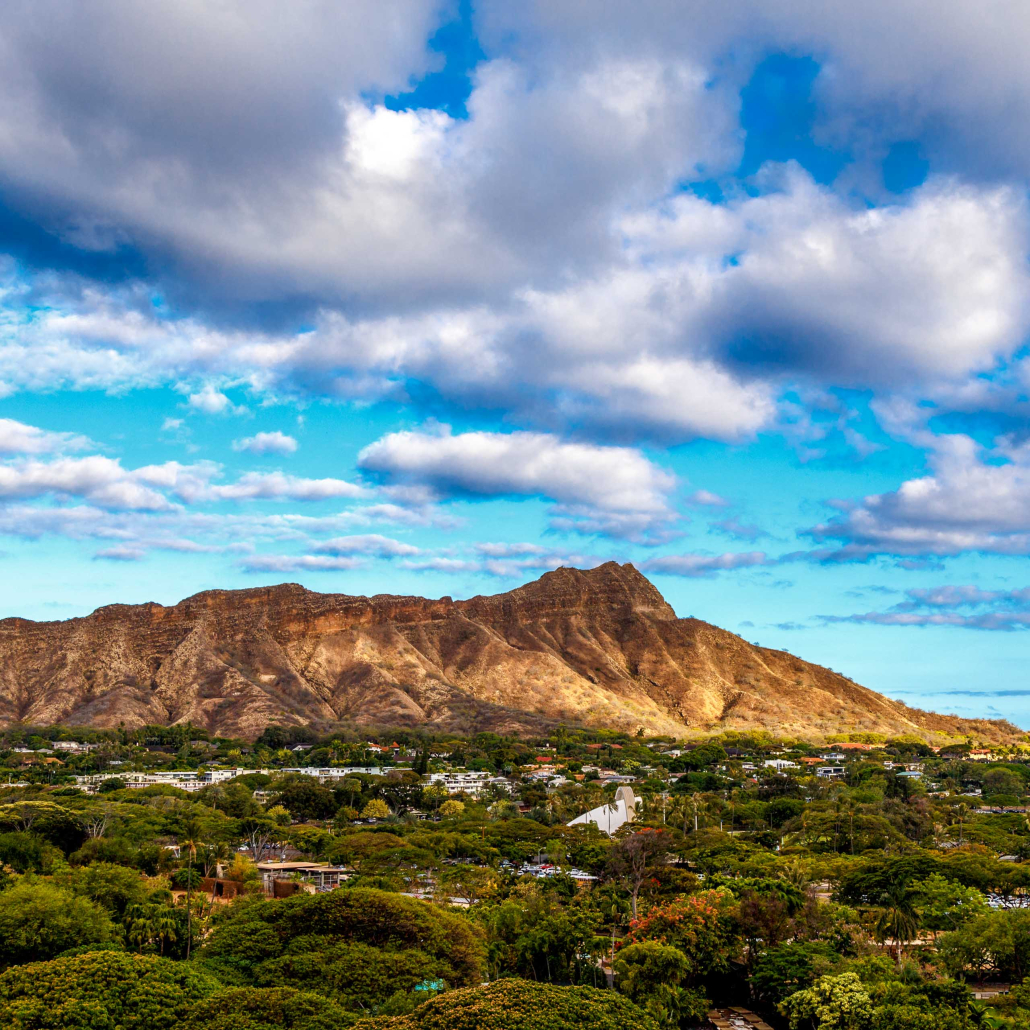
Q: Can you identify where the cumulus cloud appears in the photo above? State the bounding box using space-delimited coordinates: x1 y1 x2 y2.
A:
209 472 364 502
94 545 146 562
824 583 1030 631
187 385 247 416
232 431 298 455
712 516 768 542
486 0 1030 182
0 3 1021 465
0 456 171 510
358 427 676 514
398 557 483 573
811 432 1030 559
2 167 1022 449
0 418 91 455
313 534 420 558
687 490 728 507
238 554 367 573
710 175 1030 385
0 453 365 514
134 462 365 504
641 551 772 576
5 0 1030 589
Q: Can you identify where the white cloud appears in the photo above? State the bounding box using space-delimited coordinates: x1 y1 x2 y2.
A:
1 166 1021 450
357 426 676 514
399 557 482 573
133 462 365 504
401 545 606 578
708 175 1030 385
475 542 550 558
686 489 728 507
187 384 247 416
94 545 146 562
811 432 1030 558
486 1 1030 182
0 418 91 455
239 554 366 573
0 456 171 510
641 551 772 576
0 452 365 516
207 471 364 502
313 534 420 558
825 583 1030 631
232 431 298 455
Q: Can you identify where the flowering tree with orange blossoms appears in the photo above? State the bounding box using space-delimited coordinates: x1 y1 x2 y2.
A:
622 890 739 984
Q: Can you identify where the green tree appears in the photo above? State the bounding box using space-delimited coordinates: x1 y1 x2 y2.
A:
680 743 728 771
614 941 708 1029
781 972 874 1030
182 986 352 1030
0 950 218 1029
178 813 203 959
751 942 838 1008
352 979 659 1030
912 873 989 936
440 865 499 906
274 781 337 822
439 800 465 818
124 900 179 956
198 888 485 1013
0 831 53 873
873 880 919 971
362 799 391 821
938 909 1030 984
64 862 148 919
984 768 1024 798
0 880 115 968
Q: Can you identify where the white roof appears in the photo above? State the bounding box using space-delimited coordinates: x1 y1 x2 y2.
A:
567 786 638 835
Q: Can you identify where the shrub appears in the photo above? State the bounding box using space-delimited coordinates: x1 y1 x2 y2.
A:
198 888 486 1011
0 951 219 1029
182 987 356 1030
0 880 116 967
352 979 659 1030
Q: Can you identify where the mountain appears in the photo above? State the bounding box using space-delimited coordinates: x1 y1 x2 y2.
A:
0 563 1018 741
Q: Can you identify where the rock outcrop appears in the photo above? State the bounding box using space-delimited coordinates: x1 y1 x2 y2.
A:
0 563 1017 741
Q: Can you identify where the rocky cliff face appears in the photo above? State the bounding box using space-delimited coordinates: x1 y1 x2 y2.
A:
0 563 1016 740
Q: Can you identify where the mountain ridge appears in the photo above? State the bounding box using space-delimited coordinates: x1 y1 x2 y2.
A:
0 563 1018 741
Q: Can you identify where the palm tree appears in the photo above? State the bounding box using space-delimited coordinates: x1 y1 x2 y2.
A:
178 814 203 959
874 880 919 971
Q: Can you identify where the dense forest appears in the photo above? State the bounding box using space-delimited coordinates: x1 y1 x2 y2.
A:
1 722 1030 1029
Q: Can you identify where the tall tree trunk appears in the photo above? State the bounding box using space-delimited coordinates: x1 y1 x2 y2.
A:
186 852 193 959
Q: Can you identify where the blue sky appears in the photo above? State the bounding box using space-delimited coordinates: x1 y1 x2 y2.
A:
1 1 1029 725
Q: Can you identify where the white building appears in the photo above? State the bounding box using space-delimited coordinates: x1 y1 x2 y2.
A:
567 786 638 836
73 763 396 794
763 759 799 772
427 771 492 796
